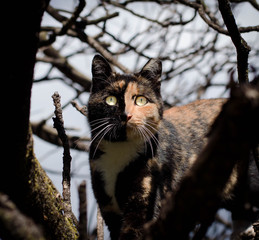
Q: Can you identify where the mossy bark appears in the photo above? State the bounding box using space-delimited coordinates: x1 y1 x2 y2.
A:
24 128 78 239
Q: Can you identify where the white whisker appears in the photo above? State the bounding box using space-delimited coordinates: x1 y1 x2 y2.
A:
90 124 112 146
136 120 160 157
136 126 148 154
143 126 159 147
142 120 160 146
92 124 115 157
90 118 110 126
142 127 154 157
144 120 158 132
111 125 118 140
90 121 110 134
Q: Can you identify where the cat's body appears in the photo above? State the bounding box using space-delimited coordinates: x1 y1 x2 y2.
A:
87 55 259 239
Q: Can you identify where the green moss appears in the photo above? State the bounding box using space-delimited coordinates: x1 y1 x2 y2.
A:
23 127 79 239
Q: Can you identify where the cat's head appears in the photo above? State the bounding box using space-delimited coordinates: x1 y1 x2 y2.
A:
87 55 163 143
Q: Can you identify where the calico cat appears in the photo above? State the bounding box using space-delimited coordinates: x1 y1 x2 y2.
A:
87 55 259 239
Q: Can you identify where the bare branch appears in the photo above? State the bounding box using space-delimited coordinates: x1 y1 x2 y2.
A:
97 206 104 240
58 0 86 36
40 45 92 91
110 1 196 27
78 180 88 240
39 0 86 47
230 0 259 11
83 34 131 73
71 100 88 117
83 12 120 25
0 193 45 240
52 92 74 224
31 121 90 152
44 5 131 73
178 0 259 35
218 0 251 83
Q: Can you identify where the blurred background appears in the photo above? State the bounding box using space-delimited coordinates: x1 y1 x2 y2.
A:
31 0 259 238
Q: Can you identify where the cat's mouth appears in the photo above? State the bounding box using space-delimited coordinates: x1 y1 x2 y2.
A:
125 120 159 156
90 117 158 143
126 120 159 142
126 122 139 139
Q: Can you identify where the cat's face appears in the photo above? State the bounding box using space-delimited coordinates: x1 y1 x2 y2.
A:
87 55 163 143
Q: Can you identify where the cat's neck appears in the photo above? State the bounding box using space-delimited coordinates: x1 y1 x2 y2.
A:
93 139 146 214
100 137 144 155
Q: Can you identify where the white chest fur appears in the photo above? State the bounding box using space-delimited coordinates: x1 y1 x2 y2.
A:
93 140 141 214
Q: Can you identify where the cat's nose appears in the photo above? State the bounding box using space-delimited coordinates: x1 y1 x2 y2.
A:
121 112 132 122
126 114 132 122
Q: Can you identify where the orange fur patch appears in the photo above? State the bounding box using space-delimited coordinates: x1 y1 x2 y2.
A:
124 82 160 137
111 79 126 91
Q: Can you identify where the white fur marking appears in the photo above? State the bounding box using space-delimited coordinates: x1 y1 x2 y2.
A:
94 139 142 214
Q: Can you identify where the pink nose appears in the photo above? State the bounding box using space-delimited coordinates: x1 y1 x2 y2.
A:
127 114 132 122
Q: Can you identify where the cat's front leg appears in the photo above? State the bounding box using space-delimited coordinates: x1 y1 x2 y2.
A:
119 195 155 240
118 177 158 240
101 211 122 240
119 225 143 240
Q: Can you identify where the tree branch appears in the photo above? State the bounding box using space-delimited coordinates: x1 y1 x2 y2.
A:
31 121 90 152
145 82 259 239
78 181 88 240
52 92 75 224
83 34 131 73
230 0 259 11
44 4 131 73
97 206 104 240
178 0 259 35
58 0 86 36
71 100 88 117
40 45 92 91
0 193 45 240
218 0 251 83
110 1 196 27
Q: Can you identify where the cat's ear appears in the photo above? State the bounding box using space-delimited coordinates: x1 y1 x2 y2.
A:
139 59 162 86
91 54 112 91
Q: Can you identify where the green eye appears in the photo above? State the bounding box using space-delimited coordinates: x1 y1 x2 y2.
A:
135 96 148 106
106 96 117 106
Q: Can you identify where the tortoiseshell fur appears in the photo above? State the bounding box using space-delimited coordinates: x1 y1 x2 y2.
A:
87 55 259 239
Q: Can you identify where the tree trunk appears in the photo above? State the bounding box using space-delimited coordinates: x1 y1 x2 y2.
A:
1 1 78 239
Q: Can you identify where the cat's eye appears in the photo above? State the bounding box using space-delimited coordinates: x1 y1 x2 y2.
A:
135 96 148 106
106 96 117 106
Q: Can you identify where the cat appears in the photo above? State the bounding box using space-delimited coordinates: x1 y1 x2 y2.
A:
87 54 259 239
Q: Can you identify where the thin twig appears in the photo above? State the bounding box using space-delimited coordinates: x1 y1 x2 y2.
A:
58 0 86 36
97 206 104 240
110 1 196 28
39 0 86 47
44 4 130 73
71 100 88 117
52 92 74 223
42 45 91 90
218 0 251 83
78 180 88 240
31 121 90 152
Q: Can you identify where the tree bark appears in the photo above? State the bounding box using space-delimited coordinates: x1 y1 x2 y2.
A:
0 193 45 240
1 1 78 239
218 0 251 84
